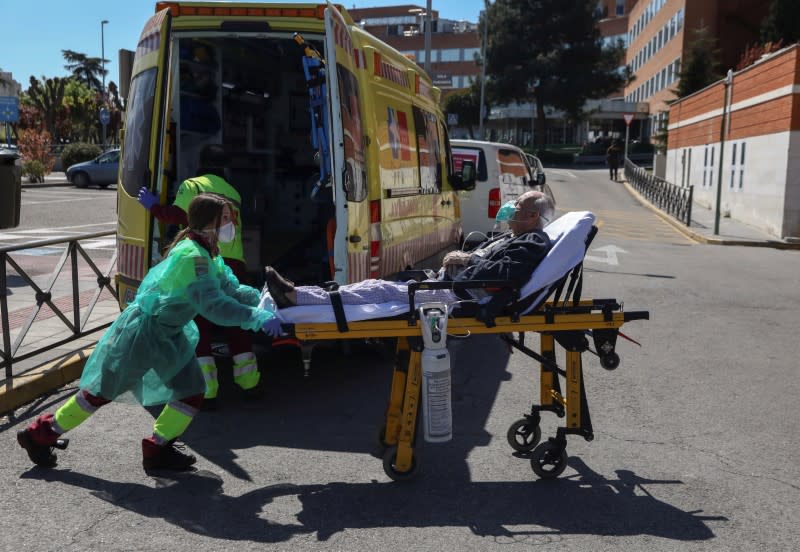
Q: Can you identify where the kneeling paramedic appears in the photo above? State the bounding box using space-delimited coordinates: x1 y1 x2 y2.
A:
17 194 282 471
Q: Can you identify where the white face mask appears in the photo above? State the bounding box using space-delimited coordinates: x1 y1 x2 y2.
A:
217 221 235 243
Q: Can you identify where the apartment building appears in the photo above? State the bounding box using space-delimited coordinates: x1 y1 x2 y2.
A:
347 5 481 93
624 0 769 137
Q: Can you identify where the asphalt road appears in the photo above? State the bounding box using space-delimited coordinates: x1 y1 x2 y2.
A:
2 171 799 551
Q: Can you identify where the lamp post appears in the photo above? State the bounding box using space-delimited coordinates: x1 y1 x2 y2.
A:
478 1 489 139
409 5 432 75
101 19 108 149
714 69 733 235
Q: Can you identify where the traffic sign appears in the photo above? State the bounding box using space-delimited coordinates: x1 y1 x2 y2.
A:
0 96 19 123
447 113 459 126
99 107 110 126
623 113 634 126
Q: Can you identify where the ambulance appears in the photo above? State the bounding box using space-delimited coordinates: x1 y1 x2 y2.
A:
115 2 475 308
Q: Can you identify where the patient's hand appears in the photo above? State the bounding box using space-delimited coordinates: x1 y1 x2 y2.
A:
443 251 470 270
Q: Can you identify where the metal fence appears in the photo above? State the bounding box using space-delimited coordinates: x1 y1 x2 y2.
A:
1 231 118 379
624 158 693 226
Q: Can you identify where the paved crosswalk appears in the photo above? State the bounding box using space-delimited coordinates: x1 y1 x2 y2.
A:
556 206 695 245
0 224 117 254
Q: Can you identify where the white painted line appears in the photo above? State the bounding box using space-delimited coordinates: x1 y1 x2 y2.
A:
584 244 628 266
548 169 578 179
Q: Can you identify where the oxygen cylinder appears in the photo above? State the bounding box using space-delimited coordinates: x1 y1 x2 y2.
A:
419 303 452 443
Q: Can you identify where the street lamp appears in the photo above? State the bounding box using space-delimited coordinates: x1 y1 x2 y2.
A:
478 1 489 139
101 20 108 97
714 69 733 235
409 4 432 74
101 19 108 149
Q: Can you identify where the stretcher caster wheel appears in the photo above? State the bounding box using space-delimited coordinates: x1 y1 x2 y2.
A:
382 446 418 481
600 353 620 370
530 441 568 479
506 418 541 453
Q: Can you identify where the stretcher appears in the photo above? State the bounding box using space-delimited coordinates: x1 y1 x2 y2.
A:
262 211 649 481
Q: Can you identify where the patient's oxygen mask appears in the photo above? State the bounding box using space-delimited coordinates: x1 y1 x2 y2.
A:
493 200 517 231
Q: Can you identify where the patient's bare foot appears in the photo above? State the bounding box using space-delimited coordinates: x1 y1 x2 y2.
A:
264 267 295 308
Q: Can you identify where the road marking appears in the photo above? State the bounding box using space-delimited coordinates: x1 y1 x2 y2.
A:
22 197 109 206
585 244 628 266
548 169 577 179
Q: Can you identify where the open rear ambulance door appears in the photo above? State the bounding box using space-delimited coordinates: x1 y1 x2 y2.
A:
116 8 173 307
324 5 364 284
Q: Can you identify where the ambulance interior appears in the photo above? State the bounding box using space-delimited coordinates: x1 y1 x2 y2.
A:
168 35 332 287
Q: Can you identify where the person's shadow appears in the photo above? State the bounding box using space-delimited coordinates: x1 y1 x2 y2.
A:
21 457 725 543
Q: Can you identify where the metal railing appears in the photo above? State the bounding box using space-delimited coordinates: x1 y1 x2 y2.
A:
1 231 118 379
625 158 693 226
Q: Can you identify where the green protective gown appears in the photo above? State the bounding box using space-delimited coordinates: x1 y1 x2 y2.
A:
79 238 275 406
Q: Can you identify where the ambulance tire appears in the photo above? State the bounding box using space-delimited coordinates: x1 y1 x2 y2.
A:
382 446 418 481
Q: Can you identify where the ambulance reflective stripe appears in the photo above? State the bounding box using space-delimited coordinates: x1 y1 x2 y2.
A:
135 9 167 58
153 401 199 443
369 200 381 278
118 240 145 280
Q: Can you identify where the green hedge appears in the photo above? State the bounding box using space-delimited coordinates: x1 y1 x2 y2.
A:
61 143 102 171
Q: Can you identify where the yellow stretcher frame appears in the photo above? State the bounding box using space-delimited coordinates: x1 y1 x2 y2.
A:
285 298 649 481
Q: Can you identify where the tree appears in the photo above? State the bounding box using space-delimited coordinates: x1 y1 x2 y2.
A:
674 26 722 98
483 0 630 147
62 49 107 93
443 78 484 138
63 79 101 143
25 76 67 140
760 0 800 44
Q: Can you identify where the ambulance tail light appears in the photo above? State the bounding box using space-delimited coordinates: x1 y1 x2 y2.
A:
488 188 501 219
369 200 381 278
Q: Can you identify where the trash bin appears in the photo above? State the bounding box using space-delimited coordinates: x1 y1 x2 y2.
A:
0 149 22 229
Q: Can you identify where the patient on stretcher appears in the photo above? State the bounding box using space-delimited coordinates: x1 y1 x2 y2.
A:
264 191 554 313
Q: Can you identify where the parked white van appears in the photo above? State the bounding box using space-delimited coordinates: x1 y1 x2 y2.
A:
450 139 552 248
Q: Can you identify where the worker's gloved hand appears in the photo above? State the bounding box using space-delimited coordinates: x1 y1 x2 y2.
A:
137 187 159 210
261 317 283 337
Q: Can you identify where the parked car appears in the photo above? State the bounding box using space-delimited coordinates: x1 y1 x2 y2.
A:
450 139 555 249
66 148 120 188
524 152 555 202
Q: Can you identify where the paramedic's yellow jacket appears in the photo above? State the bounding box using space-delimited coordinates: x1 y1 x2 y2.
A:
79 238 274 406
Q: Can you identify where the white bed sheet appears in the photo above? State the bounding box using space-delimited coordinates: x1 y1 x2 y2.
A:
259 211 596 324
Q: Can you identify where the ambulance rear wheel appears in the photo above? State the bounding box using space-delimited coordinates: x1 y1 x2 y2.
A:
530 441 568 479
507 418 541 453
382 446 418 481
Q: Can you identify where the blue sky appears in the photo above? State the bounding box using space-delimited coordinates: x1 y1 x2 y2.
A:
1 0 484 89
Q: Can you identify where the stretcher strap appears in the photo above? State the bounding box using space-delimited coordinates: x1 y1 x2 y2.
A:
327 290 349 332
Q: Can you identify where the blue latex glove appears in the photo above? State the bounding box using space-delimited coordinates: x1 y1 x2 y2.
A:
262 317 283 337
137 187 159 210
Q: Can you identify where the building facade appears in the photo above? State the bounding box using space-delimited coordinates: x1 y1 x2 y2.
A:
666 45 800 239
347 5 481 93
624 0 769 138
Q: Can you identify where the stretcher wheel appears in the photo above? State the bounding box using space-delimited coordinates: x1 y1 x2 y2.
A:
382 446 418 481
530 441 568 479
506 418 542 453
600 353 620 370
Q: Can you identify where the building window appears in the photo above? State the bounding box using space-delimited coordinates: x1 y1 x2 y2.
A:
462 47 480 62
616 0 625 15
730 143 737 188
439 48 460 62
739 142 746 189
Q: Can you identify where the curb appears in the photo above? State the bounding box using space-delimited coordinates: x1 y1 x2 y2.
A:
621 180 800 250
0 347 93 415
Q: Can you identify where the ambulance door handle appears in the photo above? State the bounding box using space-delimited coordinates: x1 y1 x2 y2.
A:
349 235 361 243
440 199 451 207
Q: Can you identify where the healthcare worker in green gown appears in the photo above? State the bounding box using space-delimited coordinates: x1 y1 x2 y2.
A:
17 194 282 472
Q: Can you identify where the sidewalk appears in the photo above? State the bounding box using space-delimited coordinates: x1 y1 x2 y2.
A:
20 171 72 187
622 179 800 249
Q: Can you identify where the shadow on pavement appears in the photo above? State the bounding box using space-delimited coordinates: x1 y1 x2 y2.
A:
21 459 724 543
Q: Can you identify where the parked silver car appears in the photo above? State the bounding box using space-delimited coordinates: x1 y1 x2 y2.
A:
66 148 120 188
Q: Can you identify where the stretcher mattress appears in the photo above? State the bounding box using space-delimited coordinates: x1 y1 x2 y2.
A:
259 211 596 324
